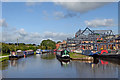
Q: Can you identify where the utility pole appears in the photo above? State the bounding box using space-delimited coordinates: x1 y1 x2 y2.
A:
15 38 18 55
17 38 18 46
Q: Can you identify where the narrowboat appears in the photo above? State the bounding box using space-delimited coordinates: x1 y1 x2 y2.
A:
53 49 57 52
97 50 120 59
9 50 24 59
116 50 120 54
41 50 47 53
36 49 41 54
56 49 70 61
41 50 50 53
82 50 93 56
25 50 34 55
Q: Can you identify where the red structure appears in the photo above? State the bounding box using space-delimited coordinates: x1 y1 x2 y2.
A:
101 60 108 64
56 44 60 49
100 50 108 55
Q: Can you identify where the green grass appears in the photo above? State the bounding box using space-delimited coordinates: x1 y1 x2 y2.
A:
69 52 88 58
0 57 9 62
0 53 9 62
1 53 10 56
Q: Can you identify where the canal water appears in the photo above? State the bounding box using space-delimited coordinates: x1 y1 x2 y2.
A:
0 53 120 78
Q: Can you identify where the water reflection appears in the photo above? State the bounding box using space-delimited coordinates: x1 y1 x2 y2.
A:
73 60 118 78
0 60 9 70
41 53 55 60
56 57 119 78
59 60 70 67
93 58 99 64
99 58 120 65
10 60 18 67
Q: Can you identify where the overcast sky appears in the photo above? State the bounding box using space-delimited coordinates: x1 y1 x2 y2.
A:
0 1 118 44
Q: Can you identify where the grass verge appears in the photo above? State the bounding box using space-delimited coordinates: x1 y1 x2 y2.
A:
69 52 88 58
2 53 10 56
0 57 9 62
0 53 9 62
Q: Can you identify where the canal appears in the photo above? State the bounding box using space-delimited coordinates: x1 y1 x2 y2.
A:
0 53 120 78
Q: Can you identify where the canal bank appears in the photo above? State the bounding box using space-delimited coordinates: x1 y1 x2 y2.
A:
69 52 93 61
0 57 9 62
0 53 9 62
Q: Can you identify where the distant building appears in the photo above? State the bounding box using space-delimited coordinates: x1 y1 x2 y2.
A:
56 44 60 49
115 36 120 49
56 40 67 50
67 27 117 51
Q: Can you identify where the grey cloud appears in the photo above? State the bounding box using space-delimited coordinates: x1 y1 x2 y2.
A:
64 13 77 18
55 2 110 13
54 11 78 19
2 28 73 44
16 28 28 37
43 31 73 41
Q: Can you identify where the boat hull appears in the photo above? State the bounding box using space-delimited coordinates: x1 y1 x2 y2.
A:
9 55 24 60
36 53 41 54
56 55 71 62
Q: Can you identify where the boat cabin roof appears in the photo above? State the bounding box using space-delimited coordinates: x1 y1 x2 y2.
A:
61 50 69 55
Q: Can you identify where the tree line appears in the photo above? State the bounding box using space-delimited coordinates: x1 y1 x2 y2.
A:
0 39 60 54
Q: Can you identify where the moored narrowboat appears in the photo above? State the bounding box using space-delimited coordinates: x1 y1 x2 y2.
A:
25 50 34 55
9 50 24 59
36 49 41 54
56 49 70 61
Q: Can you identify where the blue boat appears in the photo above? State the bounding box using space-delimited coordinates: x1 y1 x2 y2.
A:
36 49 41 54
82 50 93 56
25 50 34 55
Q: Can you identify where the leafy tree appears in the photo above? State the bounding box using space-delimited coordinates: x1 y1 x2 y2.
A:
1 42 40 54
57 41 61 43
2 43 10 53
29 46 37 51
40 39 56 50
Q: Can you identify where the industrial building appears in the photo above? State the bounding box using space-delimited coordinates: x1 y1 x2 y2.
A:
67 27 119 51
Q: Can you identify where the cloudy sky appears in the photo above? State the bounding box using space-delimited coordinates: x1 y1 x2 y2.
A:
0 1 118 44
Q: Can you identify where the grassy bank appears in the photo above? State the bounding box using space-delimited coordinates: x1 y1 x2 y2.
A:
2 53 10 56
0 57 9 62
0 53 9 62
69 52 93 61
69 52 88 58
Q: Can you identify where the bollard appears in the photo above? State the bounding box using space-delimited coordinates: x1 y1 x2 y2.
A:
24 54 26 58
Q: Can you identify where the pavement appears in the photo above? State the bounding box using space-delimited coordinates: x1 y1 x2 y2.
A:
0 56 8 58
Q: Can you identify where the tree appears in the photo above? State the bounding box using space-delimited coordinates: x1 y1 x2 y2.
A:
2 43 10 53
1 42 39 54
40 39 56 50
57 41 61 43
